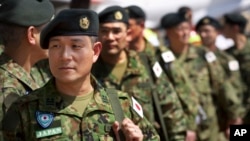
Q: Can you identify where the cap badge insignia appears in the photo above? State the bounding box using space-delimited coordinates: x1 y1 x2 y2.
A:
114 11 123 20
80 17 90 30
203 18 210 24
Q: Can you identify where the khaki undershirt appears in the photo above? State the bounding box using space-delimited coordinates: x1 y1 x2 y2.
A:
61 90 94 116
109 59 128 83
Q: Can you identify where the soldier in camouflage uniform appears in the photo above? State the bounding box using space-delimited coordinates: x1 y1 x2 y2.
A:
0 0 54 138
160 12 244 141
196 16 246 137
222 13 250 124
125 5 196 141
92 6 186 141
2 9 159 141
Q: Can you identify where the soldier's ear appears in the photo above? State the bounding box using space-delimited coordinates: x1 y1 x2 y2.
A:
27 26 39 45
93 41 102 63
126 28 132 42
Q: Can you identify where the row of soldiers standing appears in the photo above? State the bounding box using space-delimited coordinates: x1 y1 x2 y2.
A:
0 0 249 140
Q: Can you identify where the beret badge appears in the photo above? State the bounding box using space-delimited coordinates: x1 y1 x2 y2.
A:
203 18 210 24
79 17 90 30
114 11 123 20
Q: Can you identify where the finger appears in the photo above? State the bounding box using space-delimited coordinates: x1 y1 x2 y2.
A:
112 121 121 141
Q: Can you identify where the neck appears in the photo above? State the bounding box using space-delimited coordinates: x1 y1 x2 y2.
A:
101 50 127 65
170 42 189 56
207 44 217 52
233 34 247 50
129 36 145 52
56 74 94 96
4 45 43 73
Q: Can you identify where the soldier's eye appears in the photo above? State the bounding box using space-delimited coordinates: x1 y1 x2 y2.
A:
49 44 59 48
72 45 82 49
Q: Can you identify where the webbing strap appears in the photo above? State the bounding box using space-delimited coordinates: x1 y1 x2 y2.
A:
106 88 126 141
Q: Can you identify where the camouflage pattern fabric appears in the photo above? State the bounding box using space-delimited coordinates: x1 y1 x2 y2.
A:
0 53 41 140
214 49 246 101
139 39 187 140
153 44 199 132
175 46 220 141
183 46 244 140
2 77 160 141
0 53 40 119
225 38 250 123
31 59 52 87
92 50 155 124
197 47 245 119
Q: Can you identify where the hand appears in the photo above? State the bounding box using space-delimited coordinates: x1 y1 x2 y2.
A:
185 130 196 141
112 118 143 141
225 118 242 139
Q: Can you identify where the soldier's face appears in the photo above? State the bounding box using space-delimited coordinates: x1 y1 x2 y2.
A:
167 22 191 45
198 25 218 48
99 22 129 56
48 35 101 83
127 19 144 42
222 23 234 38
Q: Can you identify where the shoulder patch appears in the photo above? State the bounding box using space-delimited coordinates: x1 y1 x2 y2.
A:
36 111 54 128
161 51 176 63
131 97 143 118
205 51 217 63
228 60 239 71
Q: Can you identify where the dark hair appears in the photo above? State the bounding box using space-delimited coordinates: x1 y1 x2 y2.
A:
178 6 192 14
0 23 26 48
0 23 44 48
90 36 99 45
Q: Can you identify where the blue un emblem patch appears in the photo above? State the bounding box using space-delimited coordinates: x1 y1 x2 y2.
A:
36 111 54 128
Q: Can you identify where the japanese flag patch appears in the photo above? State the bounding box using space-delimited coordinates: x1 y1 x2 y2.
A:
161 51 176 63
205 52 216 63
153 61 163 78
228 60 239 71
132 97 143 118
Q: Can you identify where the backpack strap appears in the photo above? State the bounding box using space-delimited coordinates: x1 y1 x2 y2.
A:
106 88 126 141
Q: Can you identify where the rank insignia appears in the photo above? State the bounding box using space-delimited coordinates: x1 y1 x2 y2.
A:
114 11 123 20
36 111 54 128
80 17 90 30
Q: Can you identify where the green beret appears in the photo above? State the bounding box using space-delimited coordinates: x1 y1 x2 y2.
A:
40 9 99 49
223 13 247 27
99 5 129 24
0 0 54 27
125 5 146 20
161 12 188 29
196 16 221 31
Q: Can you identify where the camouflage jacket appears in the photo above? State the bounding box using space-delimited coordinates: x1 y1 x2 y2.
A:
2 77 160 141
0 53 40 121
175 47 220 140
225 38 250 122
151 44 199 132
195 47 244 121
138 39 187 140
214 49 246 102
92 50 155 124
182 46 244 139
